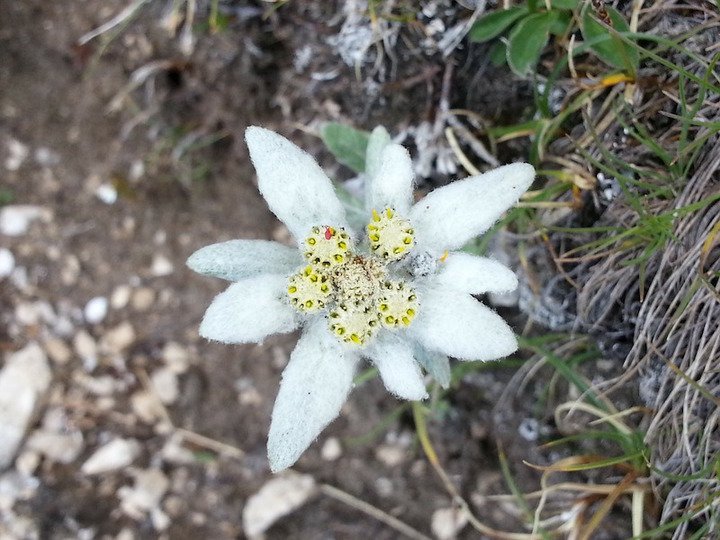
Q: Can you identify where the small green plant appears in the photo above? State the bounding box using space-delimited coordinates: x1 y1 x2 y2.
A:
469 1 638 77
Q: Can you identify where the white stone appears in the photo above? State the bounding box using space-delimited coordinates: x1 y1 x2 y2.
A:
161 342 189 373
0 205 49 236
0 248 14 279
84 296 108 324
131 287 155 311
130 391 165 424
151 508 171 531
60 255 81 286
100 322 135 354
320 437 342 461
4 139 29 171
150 255 174 277
74 330 98 370
160 434 195 465
0 343 52 468
0 471 39 511
431 507 468 540
242 472 317 538
151 368 178 404
75 374 118 396
95 183 118 205
111 285 132 309
81 438 140 475
375 444 405 467
34 147 60 166
118 468 169 519
15 450 40 475
26 430 84 464
44 338 72 365
15 300 55 327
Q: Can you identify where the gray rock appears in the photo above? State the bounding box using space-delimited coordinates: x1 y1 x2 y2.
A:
0 205 50 236
81 438 140 475
0 343 52 468
84 296 108 324
26 430 84 464
242 472 317 538
0 248 14 279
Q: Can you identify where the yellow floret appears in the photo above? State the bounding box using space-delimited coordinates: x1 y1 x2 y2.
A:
366 208 415 261
377 280 418 329
328 303 379 346
287 266 331 313
303 226 352 270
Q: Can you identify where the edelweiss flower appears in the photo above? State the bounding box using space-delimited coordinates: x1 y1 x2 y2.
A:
188 126 534 472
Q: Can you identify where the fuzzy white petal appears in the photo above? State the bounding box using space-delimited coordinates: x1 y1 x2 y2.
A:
368 144 414 215
365 126 391 180
365 335 427 400
267 319 359 472
410 286 517 361
246 126 348 240
413 344 451 388
410 163 534 253
187 240 302 282
433 252 518 295
199 275 298 344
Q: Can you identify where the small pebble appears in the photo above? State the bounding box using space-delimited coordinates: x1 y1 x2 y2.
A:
321 437 342 461
95 183 118 205
131 287 155 311
0 205 49 236
100 322 135 354
162 342 189 373
4 138 29 171
242 473 317 538
73 330 98 370
150 255 174 277
84 296 108 324
0 248 15 279
44 338 71 365
111 285 132 309
81 438 140 475
151 368 179 404
431 507 468 540
34 147 60 166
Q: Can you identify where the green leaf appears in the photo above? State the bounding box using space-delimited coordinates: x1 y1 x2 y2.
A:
582 6 639 73
320 123 370 173
469 6 527 43
507 12 556 76
549 10 572 35
488 40 507 67
547 0 578 9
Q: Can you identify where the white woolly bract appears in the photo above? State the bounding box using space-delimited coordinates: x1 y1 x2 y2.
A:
410 286 518 361
267 319 359 472
368 144 414 215
199 274 298 344
365 126 391 180
433 252 518 295
246 126 348 240
187 239 301 282
410 163 534 253
365 335 428 400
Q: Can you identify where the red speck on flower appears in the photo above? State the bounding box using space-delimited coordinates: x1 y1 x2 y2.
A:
324 227 333 240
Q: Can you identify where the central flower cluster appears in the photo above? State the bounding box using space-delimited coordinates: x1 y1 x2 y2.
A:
286 207 418 347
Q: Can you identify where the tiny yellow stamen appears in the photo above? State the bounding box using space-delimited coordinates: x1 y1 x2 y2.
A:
439 250 449 263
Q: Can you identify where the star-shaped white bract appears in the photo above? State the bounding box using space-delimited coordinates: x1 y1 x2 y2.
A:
187 126 534 472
